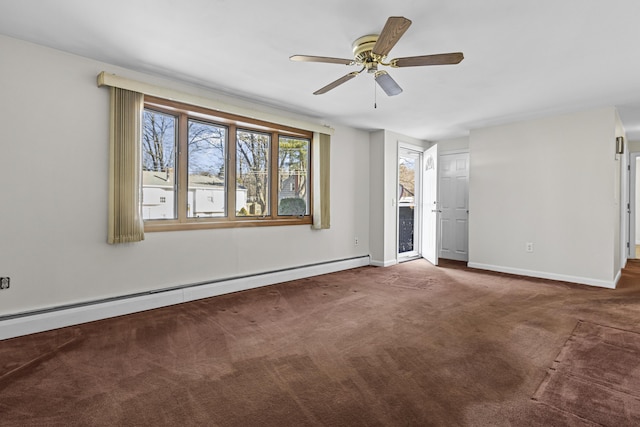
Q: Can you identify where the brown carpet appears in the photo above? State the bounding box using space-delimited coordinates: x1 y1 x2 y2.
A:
1 259 640 426
533 321 640 425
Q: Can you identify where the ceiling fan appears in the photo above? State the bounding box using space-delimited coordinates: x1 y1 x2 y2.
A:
290 16 463 96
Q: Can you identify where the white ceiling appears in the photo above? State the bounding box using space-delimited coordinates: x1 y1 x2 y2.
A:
2 0 640 141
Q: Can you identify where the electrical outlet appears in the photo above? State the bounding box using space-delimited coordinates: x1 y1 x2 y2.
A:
525 242 534 253
354 237 359 246
0 277 9 290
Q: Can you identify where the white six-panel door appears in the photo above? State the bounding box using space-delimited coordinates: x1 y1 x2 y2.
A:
438 152 469 261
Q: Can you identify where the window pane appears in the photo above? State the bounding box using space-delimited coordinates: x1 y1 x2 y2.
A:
278 137 310 216
187 120 227 218
142 109 177 220
236 130 270 216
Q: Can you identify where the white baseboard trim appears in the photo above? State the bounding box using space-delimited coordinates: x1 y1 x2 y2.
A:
0 256 370 341
467 262 617 289
369 259 398 267
614 267 622 288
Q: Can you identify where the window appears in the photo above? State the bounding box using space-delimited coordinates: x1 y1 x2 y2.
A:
236 130 270 216
142 109 176 220
188 119 226 218
278 136 310 216
142 96 312 231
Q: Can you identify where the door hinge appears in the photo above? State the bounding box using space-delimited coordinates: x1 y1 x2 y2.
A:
628 242 630 248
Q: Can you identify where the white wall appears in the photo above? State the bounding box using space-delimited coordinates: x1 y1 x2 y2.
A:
436 136 469 153
468 108 622 288
369 131 386 265
0 35 370 316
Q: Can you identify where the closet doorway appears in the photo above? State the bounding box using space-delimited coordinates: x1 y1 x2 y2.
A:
630 153 640 259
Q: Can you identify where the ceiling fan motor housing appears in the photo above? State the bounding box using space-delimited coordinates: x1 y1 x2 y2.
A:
352 34 380 72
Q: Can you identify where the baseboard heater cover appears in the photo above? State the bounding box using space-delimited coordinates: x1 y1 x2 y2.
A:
0 256 370 341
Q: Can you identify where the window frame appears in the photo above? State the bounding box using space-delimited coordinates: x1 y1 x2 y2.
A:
142 96 313 232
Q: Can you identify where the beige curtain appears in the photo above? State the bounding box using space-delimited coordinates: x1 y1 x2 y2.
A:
312 133 331 229
108 87 145 244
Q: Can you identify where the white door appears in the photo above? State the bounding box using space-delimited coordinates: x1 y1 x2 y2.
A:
422 144 439 265
438 152 469 261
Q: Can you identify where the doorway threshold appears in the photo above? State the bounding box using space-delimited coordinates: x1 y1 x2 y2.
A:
398 255 421 263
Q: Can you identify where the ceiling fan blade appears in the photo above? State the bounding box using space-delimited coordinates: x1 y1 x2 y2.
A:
372 16 412 57
290 55 354 65
375 71 403 96
313 71 359 95
391 52 464 67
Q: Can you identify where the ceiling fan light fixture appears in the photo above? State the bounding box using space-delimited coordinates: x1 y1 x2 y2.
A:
375 71 403 96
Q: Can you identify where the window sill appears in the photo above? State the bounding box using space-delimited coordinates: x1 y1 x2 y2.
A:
144 216 313 232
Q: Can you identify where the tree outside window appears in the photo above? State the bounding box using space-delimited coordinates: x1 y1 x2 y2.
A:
278 137 309 216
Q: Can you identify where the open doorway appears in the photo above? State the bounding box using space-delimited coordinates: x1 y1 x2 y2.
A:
632 154 640 258
398 146 422 261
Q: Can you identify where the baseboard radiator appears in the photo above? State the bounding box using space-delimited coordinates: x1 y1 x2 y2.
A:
0 256 370 340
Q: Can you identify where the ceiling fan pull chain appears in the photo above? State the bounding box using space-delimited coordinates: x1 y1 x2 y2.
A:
374 79 377 109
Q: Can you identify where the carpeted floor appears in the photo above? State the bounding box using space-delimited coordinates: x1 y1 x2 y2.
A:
1 259 640 426
533 320 640 425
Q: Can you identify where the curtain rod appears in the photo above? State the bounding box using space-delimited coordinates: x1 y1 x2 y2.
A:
97 72 334 136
